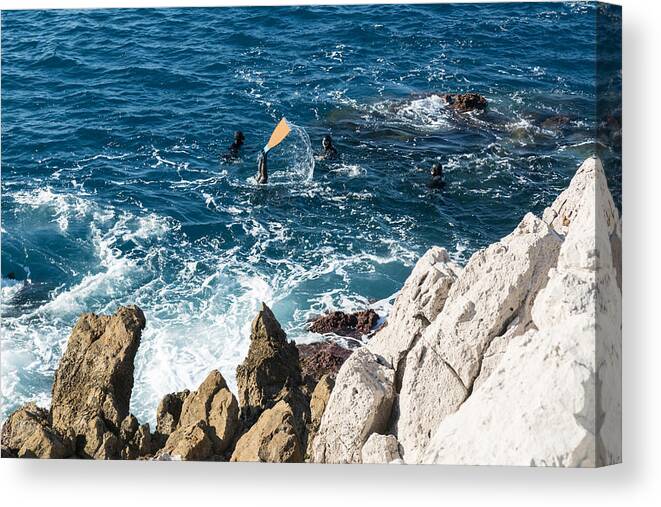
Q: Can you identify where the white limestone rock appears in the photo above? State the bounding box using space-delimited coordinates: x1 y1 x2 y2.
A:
311 348 395 463
395 331 468 462
361 433 402 464
422 157 621 466
367 246 461 371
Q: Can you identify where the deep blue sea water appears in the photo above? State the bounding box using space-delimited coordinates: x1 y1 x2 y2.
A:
1 3 621 424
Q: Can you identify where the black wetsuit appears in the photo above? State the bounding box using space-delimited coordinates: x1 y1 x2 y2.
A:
428 176 445 189
223 140 243 161
257 151 268 184
320 145 338 160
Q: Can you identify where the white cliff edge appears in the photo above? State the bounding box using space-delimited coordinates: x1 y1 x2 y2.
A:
311 157 622 467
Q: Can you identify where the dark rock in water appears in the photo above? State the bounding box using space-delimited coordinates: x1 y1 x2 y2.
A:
541 115 571 129
444 93 487 112
298 340 352 385
50 305 146 458
308 309 380 339
236 303 302 428
1 403 73 459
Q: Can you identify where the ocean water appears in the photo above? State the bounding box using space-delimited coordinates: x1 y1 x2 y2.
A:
1 3 621 425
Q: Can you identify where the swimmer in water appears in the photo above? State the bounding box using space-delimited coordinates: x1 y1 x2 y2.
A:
256 150 268 184
7 272 16 280
223 131 245 161
320 134 338 160
428 162 445 189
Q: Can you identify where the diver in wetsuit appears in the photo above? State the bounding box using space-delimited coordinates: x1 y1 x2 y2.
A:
223 131 245 161
256 150 268 184
428 163 445 189
320 134 338 160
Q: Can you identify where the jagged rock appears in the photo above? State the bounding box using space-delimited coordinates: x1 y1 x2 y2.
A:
305 374 334 458
311 348 395 463
157 421 213 461
308 309 379 339
50 305 146 458
361 433 402 464
164 370 239 455
367 246 461 373
444 93 487 112
230 400 304 463
156 389 190 438
297 341 352 385
120 414 139 442
236 303 302 426
423 157 621 466
1 403 73 459
272 383 311 452
121 421 152 459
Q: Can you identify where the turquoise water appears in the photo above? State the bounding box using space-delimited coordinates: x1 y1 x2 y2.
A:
1 3 621 424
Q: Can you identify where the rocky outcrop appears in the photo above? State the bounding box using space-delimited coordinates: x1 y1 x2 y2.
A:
312 156 621 467
230 400 304 463
297 341 352 385
155 370 239 460
50 305 146 457
444 93 487 112
308 309 380 339
1 403 73 459
2 306 147 459
236 303 303 427
423 158 621 466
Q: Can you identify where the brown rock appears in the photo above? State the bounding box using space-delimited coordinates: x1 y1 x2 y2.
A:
236 303 302 426
50 305 146 458
541 115 571 129
444 93 487 112
230 400 304 463
178 370 239 453
155 370 239 457
306 374 335 459
308 309 380 339
1 403 73 459
297 341 352 385
158 421 213 461
155 389 190 438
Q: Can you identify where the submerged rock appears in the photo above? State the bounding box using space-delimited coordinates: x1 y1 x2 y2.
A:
444 93 487 112
236 303 303 427
308 309 380 339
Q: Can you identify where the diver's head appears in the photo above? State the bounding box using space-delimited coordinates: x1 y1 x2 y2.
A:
7 272 15 280
322 135 333 149
431 163 443 177
234 131 245 145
